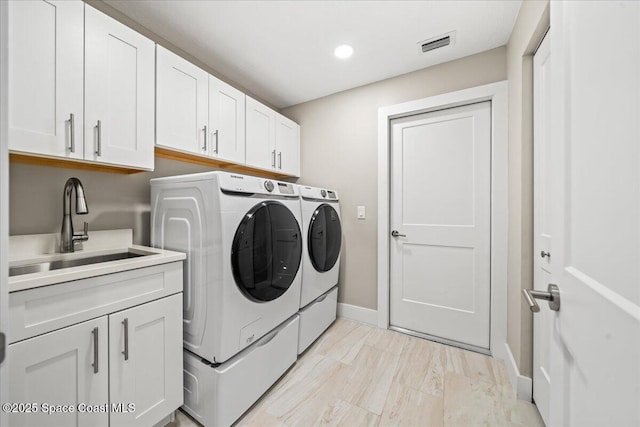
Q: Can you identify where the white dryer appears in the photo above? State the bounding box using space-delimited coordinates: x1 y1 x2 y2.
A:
297 185 342 353
151 172 303 426
151 171 303 363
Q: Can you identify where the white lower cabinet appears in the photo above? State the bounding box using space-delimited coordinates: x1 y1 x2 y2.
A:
109 294 183 427
9 317 109 427
8 293 183 427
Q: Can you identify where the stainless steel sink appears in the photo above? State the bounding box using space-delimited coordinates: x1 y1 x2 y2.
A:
9 251 150 277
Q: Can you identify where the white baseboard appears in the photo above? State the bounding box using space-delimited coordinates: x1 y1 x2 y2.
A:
504 342 533 401
337 303 378 326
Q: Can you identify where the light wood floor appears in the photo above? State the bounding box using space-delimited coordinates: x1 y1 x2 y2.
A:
172 319 544 426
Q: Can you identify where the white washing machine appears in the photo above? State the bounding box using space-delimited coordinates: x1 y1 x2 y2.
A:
297 185 342 353
151 171 302 426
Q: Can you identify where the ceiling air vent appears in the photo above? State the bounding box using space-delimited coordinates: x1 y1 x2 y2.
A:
421 36 450 53
417 31 456 54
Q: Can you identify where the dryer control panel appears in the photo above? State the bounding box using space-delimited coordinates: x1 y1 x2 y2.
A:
299 185 339 202
218 173 299 197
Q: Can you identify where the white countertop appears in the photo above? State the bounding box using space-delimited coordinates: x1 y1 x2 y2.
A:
9 230 186 293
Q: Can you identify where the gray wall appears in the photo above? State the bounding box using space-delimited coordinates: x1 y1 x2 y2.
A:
505 0 549 378
10 159 216 244
282 47 507 310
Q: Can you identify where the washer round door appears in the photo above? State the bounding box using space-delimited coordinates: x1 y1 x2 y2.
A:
231 201 302 302
308 204 342 272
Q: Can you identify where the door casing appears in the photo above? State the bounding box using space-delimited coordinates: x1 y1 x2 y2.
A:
0 1 9 424
377 81 508 361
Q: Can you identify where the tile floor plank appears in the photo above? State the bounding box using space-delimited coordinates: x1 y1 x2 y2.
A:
172 319 544 427
379 383 444 427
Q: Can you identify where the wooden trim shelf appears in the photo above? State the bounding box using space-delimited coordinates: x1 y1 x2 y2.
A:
10 153 145 174
10 149 297 180
154 146 294 179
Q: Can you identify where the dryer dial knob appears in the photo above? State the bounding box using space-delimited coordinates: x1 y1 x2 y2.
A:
264 180 275 192
321 189 327 197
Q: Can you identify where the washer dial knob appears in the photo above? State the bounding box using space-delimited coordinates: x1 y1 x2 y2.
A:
264 180 275 192
320 189 327 197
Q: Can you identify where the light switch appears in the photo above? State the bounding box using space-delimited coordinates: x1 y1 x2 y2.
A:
357 205 366 219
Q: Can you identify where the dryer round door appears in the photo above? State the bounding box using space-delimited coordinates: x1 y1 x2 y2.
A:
308 204 342 272
231 201 302 302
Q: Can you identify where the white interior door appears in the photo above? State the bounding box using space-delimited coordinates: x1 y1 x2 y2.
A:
532 30 552 425
389 101 491 350
548 2 640 425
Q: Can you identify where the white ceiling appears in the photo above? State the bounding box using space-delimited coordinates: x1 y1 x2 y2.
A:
105 0 521 109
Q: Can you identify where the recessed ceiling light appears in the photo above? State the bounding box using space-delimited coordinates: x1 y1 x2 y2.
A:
334 44 354 59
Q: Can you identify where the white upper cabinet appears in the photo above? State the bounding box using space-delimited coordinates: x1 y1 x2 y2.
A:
8 2 155 170
276 114 300 177
156 45 209 156
209 76 246 163
246 96 300 176
85 5 155 170
8 0 84 160
245 96 277 171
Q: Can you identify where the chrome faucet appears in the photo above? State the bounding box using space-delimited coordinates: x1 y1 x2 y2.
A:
60 177 89 253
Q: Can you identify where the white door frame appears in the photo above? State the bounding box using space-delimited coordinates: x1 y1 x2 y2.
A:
0 1 9 424
377 81 508 360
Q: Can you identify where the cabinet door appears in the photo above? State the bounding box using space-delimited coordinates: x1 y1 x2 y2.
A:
9 317 109 427
245 96 276 171
156 45 209 156
84 5 155 170
8 0 83 159
109 294 183 427
276 114 300 177
209 75 246 163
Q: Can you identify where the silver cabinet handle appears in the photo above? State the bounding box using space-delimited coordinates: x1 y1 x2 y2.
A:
272 150 276 168
67 113 75 153
95 120 102 156
122 318 129 361
540 251 551 258
202 125 208 151
214 129 219 154
522 284 561 312
91 327 99 374
391 230 406 238
278 152 282 169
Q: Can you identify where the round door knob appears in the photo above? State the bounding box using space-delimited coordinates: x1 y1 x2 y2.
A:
540 251 551 258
